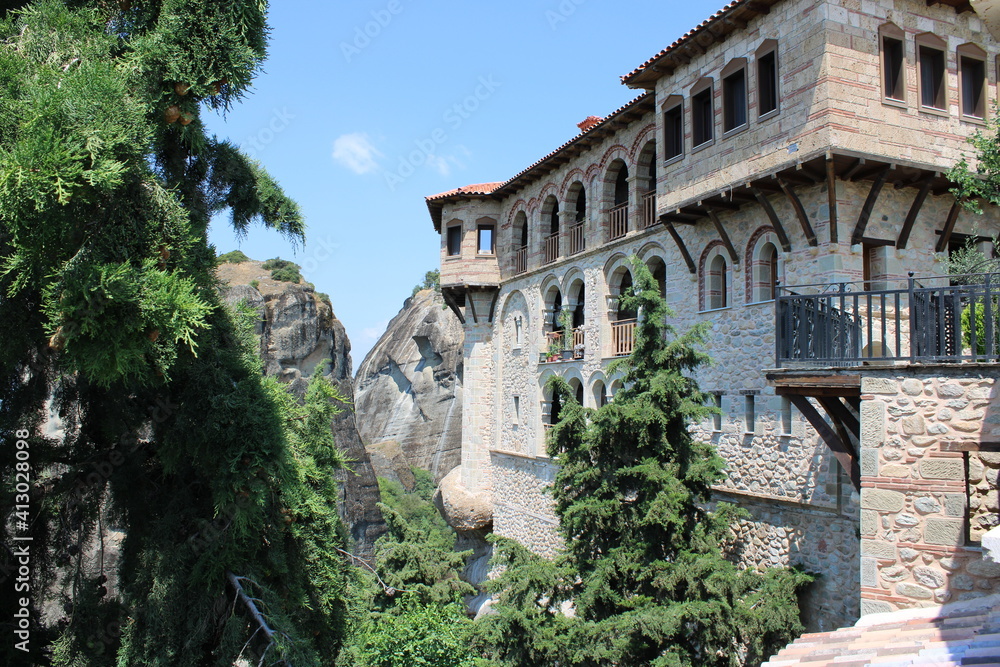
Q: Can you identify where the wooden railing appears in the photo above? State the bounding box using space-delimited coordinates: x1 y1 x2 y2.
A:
513 246 527 275
610 319 636 357
544 233 559 264
609 202 628 240
641 190 657 229
568 222 585 255
572 328 585 359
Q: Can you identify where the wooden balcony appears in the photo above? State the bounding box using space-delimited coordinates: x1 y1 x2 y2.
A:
610 318 636 357
776 274 1000 367
640 190 657 229
609 203 628 241
544 232 559 264
568 222 585 255
513 246 527 275
572 327 585 359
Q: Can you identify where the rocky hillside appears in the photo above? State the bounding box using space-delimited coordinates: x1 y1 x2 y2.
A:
354 289 464 485
217 258 386 557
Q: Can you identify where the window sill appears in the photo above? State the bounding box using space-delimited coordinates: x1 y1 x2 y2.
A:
663 153 684 167
881 96 907 109
758 108 780 123
919 105 949 118
722 122 749 139
475 253 496 258
745 299 775 306
692 139 716 154
444 255 462 261
961 114 987 126
699 305 732 314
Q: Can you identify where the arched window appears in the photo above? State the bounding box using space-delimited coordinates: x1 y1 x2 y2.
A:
746 227 781 303
645 255 667 300
567 181 587 255
700 242 731 311
607 160 629 240
542 195 560 263
512 211 528 275
708 255 728 310
637 141 657 229
593 380 608 408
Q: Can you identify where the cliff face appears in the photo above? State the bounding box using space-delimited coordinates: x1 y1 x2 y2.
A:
354 289 464 484
218 260 386 557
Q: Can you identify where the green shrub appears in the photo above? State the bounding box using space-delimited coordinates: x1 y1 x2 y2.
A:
270 266 302 283
249 279 259 290
216 249 251 264
262 257 298 271
962 300 1000 354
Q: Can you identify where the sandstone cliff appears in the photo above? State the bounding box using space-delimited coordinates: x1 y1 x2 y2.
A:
217 259 386 557
354 289 464 484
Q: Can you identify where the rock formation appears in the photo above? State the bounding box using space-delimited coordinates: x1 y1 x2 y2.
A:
217 259 386 557
354 289 464 484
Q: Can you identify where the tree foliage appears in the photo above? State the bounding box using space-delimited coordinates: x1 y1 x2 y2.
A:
475 258 812 667
412 269 441 297
0 2 351 665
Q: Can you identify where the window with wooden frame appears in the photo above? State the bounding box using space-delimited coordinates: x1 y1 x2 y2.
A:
446 224 462 256
477 221 495 255
662 94 684 161
756 39 779 118
959 43 987 120
690 78 714 148
879 23 906 104
722 58 748 133
916 33 948 112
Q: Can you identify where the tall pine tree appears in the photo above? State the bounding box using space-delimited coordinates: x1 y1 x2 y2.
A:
476 258 812 667
0 2 356 664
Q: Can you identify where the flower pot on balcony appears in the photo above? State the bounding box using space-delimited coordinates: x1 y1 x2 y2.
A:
561 349 573 360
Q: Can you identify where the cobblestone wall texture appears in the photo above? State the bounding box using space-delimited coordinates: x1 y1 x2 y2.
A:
859 371 1000 615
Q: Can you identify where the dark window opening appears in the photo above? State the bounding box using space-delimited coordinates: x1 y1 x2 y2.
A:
477 225 494 254
550 391 562 425
723 68 747 131
573 286 585 328
614 167 629 206
446 226 461 256
664 104 684 159
883 36 905 101
519 223 528 248
575 188 586 222
692 87 713 146
575 382 584 406
961 55 986 118
549 200 560 236
617 271 637 320
758 50 778 116
919 45 946 110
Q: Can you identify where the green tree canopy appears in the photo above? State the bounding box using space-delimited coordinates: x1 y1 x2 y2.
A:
475 258 812 667
0 2 353 665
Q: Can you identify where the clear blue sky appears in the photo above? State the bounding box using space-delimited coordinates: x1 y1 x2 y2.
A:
205 0 724 367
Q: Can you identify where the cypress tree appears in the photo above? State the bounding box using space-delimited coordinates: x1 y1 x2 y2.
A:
477 258 812 667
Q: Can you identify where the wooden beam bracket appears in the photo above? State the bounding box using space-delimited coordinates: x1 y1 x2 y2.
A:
751 186 792 251
935 200 963 252
777 177 818 246
660 216 697 274
897 177 934 250
787 395 860 490
850 166 891 245
706 208 740 263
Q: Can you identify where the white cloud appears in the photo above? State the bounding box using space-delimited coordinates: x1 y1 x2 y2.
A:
332 132 382 174
427 154 452 177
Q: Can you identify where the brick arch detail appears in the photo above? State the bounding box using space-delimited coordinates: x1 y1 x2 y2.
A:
744 225 780 303
699 239 728 311
629 123 657 158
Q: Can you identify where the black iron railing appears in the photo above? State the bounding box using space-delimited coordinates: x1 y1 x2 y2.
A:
776 273 1000 367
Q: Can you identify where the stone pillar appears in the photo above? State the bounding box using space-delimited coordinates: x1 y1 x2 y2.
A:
460 322 496 494
858 372 1000 615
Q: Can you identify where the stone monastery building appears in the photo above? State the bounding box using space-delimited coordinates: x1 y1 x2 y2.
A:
426 0 1000 630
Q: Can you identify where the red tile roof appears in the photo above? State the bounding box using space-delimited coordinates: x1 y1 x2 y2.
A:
426 182 504 202
762 594 1000 667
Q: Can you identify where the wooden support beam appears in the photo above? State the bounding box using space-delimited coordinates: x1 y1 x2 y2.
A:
466 289 479 324
751 186 792 251
441 288 466 325
827 157 839 244
787 395 860 490
817 396 860 443
843 157 866 181
935 200 963 252
706 208 740 263
777 177 818 246
797 163 826 183
704 198 741 211
851 166 891 245
487 289 500 323
897 178 933 249
660 216 697 274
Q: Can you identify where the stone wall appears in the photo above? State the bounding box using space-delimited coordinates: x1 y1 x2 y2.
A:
859 369 1000 615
